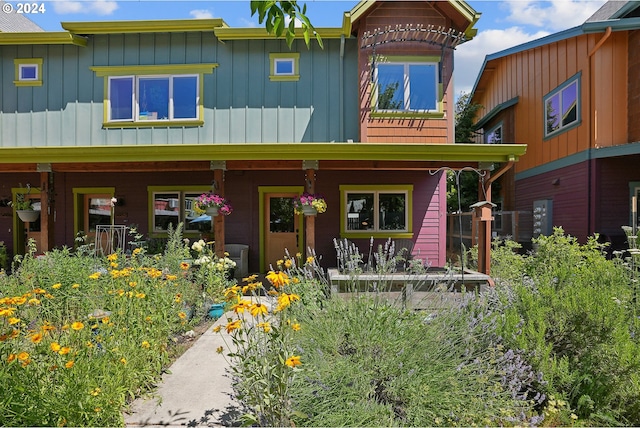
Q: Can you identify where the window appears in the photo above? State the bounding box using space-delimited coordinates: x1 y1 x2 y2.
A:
91 64 217 127
340 185 413 238
108 75 198 122
485 124 502 144
14 58 43 86
544 73 580 138
269 53 300 81
373 56 440 114
148 187 211 235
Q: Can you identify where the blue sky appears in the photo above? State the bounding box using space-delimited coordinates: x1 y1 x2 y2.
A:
17 0 608 94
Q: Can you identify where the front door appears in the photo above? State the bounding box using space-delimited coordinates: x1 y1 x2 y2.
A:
264 192 300 271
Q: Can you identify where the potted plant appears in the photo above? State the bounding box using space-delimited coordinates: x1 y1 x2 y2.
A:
194 192 233 217
293 192 327 216
10 192 40 222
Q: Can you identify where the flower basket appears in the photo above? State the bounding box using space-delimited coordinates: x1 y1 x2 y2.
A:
195 192 233 216
301 205 318 216
17 209 40 222
293 193 327 215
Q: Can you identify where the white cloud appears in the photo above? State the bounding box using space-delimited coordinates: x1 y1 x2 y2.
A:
51 0 118 15
455 26 550 95
503 0 607 31
190 9 214 19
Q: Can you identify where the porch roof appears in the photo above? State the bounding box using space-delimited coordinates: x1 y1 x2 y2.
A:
0 143 526 171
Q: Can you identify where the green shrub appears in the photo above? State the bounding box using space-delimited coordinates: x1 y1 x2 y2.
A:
490 228 640 425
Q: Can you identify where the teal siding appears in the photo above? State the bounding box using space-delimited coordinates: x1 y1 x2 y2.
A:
0 31 359 147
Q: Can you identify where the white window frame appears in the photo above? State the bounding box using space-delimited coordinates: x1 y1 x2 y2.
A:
107 74 200 123
269 52 300 81
14 58 43 87
373 58 439 113
274 58 295 76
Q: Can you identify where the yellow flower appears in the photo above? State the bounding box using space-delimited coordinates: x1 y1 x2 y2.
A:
224 285 241 300
71 321 84 331
65 360 74 369
231 299 252 314
284 259 293 269
129 281 137 288
14 296 27 305
30 333 43 344
285 355 301 367
216 346 224 354
17 351 29 361
89 387 101 396
141 341 150 349
306 256 314 264
110 262 119 268
276 259 284 267
136 292 146 299
72 283 80 289
42 323 56 332
266 270 290 288
277 293 300 311
212 325 222 333
8 317 20 325
249 302 268 317
133 247 143 255
242 274 258 282
59 346 71 355
180 262 190 270
257 322 271 333
50 342 61 352
33 288 46 294
291 323 301 332
225 319 242 333
165 274 178 281
120 357 127 365
178 312 187 320
52 283 62 289
89 272 101 280
107 253 118 262
28 298 41 306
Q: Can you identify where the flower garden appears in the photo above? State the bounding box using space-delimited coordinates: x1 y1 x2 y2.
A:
3 224 640 426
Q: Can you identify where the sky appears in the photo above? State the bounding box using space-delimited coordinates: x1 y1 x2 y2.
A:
13 0 609 95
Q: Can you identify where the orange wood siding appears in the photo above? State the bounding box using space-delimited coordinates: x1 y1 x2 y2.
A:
473 31 629 174
357 1 455 144
629 30 640 142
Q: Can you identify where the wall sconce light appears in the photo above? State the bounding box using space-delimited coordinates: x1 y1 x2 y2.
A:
551 178 560 186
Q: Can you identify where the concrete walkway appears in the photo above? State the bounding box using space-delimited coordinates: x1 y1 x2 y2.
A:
124 315 241 427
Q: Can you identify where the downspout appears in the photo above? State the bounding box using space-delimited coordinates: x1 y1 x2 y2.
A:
586 27 612 236
340 34 345 141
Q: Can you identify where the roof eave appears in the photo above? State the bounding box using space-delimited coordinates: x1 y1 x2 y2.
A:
0 31 87 46
61 19 227 34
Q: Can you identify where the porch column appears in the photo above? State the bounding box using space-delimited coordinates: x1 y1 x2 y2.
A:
304 167 316 256
38 166 53 252
212 165 225 258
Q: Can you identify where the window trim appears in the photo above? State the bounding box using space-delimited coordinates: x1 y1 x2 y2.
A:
147 185 211 237
370 55 443 118
543 72 581 139
14 58 43 86
339 184 413 239
91 64 218 128
269 53 300 81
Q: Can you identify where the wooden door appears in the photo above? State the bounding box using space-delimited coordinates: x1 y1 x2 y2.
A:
264 193 299 271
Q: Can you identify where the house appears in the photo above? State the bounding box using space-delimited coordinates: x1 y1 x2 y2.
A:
0 1 525 274
471 0 640 249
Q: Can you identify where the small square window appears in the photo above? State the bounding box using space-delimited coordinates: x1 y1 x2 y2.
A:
14 58 43 86
274 59 294 75
269 53 300 81
20 65 38 81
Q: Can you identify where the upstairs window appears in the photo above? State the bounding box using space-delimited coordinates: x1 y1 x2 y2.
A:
108 75 198 122
485 124 502 144
14 58 43 86
544 73 580 138
91 63 217 128
269 53 300 81
373 56 440 115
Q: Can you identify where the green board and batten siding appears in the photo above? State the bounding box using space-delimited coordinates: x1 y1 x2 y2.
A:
0 32 358 147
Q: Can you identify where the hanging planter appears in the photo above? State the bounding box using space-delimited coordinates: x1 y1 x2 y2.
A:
16 210 40 222
301 205 318 216
205 206 219 217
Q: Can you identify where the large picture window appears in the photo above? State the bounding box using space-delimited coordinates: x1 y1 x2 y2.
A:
544 73 580 138
340 185 413 238
91 63 217 127
108 75 198 122
374 57 439 112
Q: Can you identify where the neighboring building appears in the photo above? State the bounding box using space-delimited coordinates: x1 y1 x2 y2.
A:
0 1 44 32
471 1 640 248
0 1 525 273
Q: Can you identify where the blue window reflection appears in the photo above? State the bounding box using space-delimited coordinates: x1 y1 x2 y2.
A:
110 77 133 120
174 76 198 119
